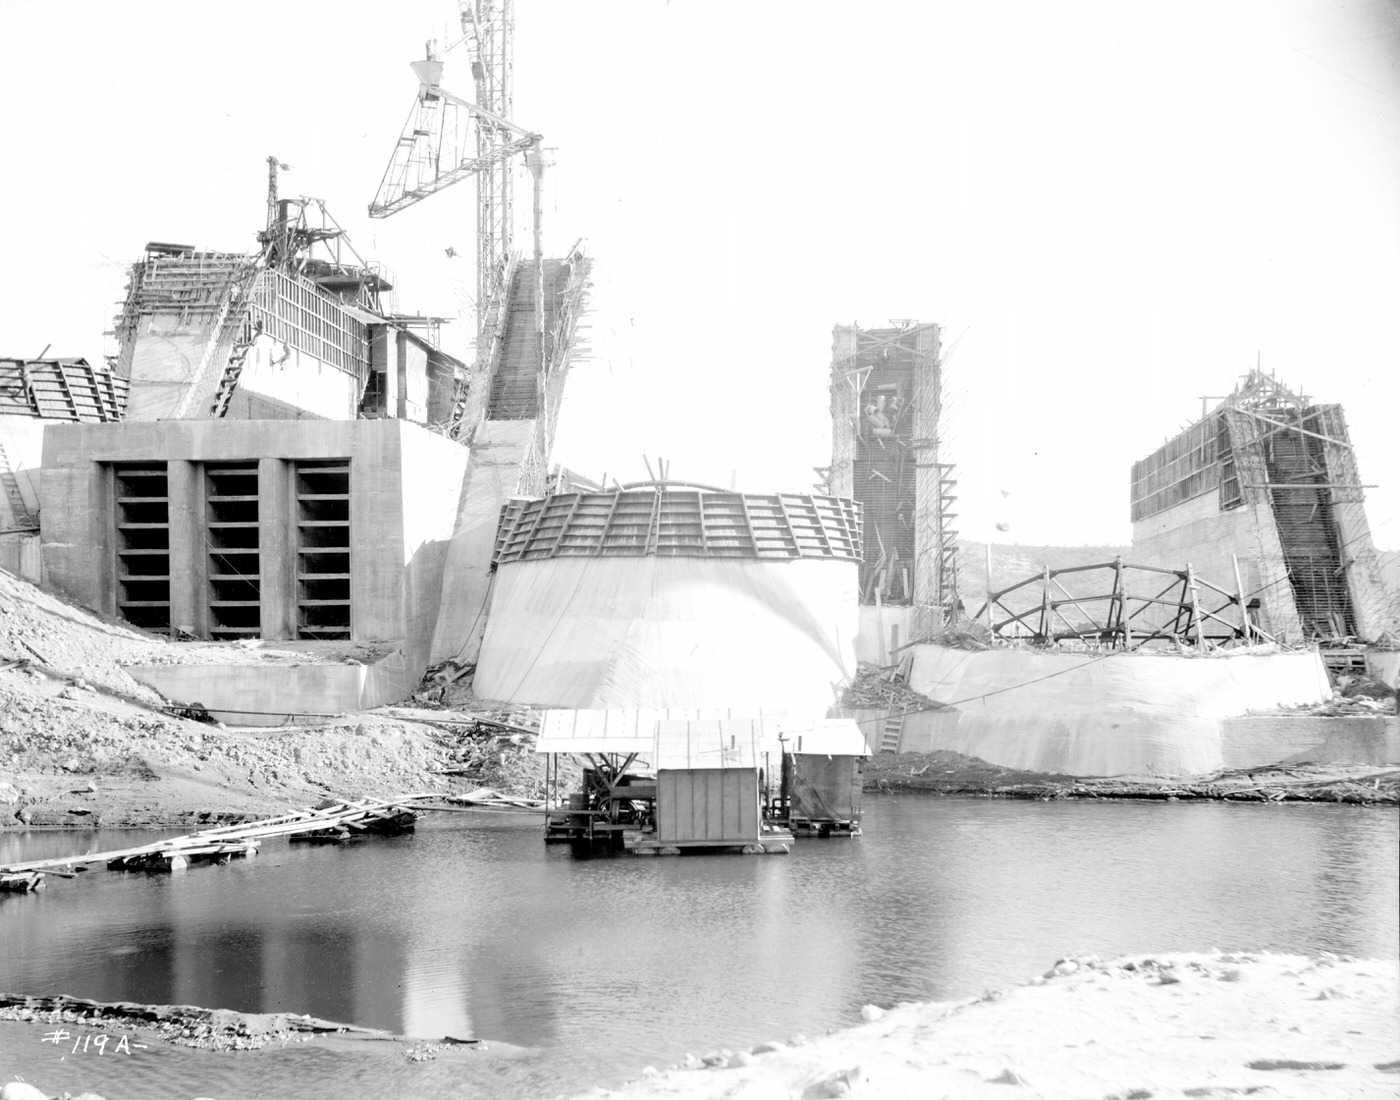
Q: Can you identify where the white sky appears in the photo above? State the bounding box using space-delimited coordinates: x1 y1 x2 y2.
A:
1 1 1396 548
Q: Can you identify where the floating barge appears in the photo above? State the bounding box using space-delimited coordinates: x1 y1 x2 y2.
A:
769 719 869 838
536 710 870 856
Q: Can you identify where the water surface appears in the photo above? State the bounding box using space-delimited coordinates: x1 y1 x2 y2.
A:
2 797 1396 1098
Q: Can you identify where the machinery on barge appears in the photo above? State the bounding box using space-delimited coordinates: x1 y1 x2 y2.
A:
536 711 869 856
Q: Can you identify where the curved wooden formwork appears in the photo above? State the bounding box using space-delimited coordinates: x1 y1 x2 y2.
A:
971 557 1271 648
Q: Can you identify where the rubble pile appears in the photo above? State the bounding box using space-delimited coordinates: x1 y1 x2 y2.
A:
840 663 944 711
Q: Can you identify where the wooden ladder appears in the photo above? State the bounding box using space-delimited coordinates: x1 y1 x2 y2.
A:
880 709 905 753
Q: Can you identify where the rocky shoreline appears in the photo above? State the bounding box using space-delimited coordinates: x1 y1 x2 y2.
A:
864 751 1400 804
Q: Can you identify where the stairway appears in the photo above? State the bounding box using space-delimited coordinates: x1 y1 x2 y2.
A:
880 709 905 753
1266 429 1354 638
204 266 265 418
0 440 35 528
486 260 565 420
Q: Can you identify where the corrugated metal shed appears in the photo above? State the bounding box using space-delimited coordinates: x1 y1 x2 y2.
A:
654 720 766 846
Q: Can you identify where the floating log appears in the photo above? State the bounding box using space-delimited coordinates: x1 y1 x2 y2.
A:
432 788 545 812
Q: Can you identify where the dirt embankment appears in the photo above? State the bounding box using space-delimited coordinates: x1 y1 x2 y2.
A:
3 563 1395 828
0 567 550 829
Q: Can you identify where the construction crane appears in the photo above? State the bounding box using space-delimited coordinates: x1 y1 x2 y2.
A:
368 0 547 432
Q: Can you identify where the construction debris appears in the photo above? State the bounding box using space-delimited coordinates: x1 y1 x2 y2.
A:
866 751 1400 805
840 663 944 711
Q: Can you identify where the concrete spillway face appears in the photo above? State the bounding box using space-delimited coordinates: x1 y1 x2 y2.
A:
473 555 859 711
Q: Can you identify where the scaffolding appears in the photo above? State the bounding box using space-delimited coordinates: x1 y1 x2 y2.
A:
493 484 861 565
829 321 954 632
1131 370 1392 644
973 558 1270 648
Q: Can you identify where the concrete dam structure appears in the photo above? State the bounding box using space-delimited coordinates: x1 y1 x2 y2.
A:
473 484 862 711
1131 370 1394 644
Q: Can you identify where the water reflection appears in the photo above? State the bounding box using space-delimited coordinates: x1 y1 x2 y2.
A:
2 799 1396 1099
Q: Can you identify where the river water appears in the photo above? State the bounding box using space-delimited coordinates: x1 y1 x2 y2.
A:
2 796 1397 1099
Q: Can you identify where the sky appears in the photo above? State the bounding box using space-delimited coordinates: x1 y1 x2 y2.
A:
1 0 1396 548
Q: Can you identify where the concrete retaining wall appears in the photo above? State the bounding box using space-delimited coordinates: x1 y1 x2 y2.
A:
1221 714 1400 768
126 645 420 727
41 419 467 720
848 644 1334 776
0 533 41 583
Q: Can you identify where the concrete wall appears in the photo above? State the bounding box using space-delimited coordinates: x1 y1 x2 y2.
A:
397 424 469 670
224 333 359 421
1131 485 1301 641
1221 714 1400 768
474 555 859 711
40 419 467 646
845 704 1399 773
124 644 428 726
397 333 429 423
0 416 45 525
429 419 537 664
0 534 41 583
854 604 915 665
123 327 222 421
0 416 45 581
867 644 1334 776
1313 406 1396 640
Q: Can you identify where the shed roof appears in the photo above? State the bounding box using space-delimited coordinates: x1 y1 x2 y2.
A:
536 710 865 763
778 718 872 758
536 708 794 757
653 719 770 770
536 708 668 755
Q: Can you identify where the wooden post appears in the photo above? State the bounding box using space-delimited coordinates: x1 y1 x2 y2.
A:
985 543 994 625
1231 553 1253 643
1186 562 1207 649
1114 556 1131 649
1039 565 1051 641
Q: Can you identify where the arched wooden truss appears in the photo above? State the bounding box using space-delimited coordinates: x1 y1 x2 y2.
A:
972 557 1274 648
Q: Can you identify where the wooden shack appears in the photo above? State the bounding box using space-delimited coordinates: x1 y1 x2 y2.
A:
779 718 871 837
535 709 801 855
653 718 791 852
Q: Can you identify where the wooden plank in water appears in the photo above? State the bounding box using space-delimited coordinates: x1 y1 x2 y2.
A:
0 795 430 875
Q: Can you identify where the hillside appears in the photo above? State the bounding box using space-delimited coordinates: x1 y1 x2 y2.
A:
0 566 543 828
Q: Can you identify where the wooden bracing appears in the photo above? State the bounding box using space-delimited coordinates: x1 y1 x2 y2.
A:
829 322 953 620
972 557 1273 648
493 484 861 565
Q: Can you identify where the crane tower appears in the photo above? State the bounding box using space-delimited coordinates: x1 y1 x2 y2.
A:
369 0 586 454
